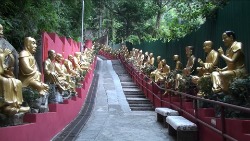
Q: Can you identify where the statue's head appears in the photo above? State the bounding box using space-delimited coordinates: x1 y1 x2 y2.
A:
203 41 213 53
185 46 194 58
24 37 37 54
74 52 81 57
149 53 153 57
56 53 63 62
156 56 161 62
222 31 236 47
68 55 73 61
48 50 56 60
162 59 166 65
173 55 179 61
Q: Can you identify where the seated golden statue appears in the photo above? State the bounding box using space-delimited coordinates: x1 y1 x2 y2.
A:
44 50 68 91
64 58 78 76
175 46 196 90
0 48 30 116
150 56 163 81
154 59 170 83
19 37 49 95
80 52 91 70
55 53 75 92
192 41 219 84
148 53 155 66
212 31 247 93
173 55 182 71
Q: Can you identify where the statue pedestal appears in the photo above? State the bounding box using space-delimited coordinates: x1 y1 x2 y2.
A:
7 113 25 126
22 87 49 113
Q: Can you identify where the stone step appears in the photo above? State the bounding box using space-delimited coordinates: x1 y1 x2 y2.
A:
127 98 150 104
123 88 141 91
119 78 133 82
125 95 145 98
129 103 153 107
124 91 144 95
122 85 138 88
130 107 154 111
121 82 137 86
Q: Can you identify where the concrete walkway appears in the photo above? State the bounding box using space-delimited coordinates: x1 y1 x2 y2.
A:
75 58 175 141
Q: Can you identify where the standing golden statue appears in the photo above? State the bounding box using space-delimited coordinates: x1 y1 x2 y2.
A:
19 37 49 95
212 31 247 93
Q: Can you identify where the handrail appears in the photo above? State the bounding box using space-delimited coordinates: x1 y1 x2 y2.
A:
118 55 250 141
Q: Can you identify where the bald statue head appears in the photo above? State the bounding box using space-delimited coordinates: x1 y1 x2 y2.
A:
203 40 213 53
156 56 161 62
24 37 37 54
56 53 63 62
48 50 56 60
173 55 179 61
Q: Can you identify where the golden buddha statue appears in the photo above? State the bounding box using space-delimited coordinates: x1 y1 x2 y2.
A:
0 48 30 116
19 37 49 95
44 50 67 91
55 53 75 92
150 56 163 80
173 55 182 71
64 58 78 76
154 59 170 82
175 46 196 90
183 46 196 76
80 52 91 70
148 53 155 66
197 41 219 76
212 31 247 93
192 41 219 84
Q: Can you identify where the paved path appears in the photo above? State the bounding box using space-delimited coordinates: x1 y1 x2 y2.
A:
75 58 175 141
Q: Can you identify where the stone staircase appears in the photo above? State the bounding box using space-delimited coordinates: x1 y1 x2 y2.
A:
112 60 154 111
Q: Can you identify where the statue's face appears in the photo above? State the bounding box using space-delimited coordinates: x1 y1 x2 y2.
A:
222 33 233 47
185 47 192 57
49 50 56 60
68 55 73 61
27 38 37 54
203 43 211 53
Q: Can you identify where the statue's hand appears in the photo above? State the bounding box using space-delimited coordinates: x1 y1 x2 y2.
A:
216 67 222 72
43 83 49 91
3 48 12 57
198 58 203 66
218 47 224 55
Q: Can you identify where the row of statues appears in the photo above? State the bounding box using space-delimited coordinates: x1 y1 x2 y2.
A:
117 30 247 96
0 24 95 126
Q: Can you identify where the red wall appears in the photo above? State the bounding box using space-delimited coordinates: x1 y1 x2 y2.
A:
0 32 96 141
0 58 96 141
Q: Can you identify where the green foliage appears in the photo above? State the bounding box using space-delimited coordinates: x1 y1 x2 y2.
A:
0 0 84 50
228 76 250 108
99 0 229 44
0 0 230 48
198 76 213 96
22 87 40 106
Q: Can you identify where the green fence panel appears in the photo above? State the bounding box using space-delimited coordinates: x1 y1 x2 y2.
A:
128 0 250 72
